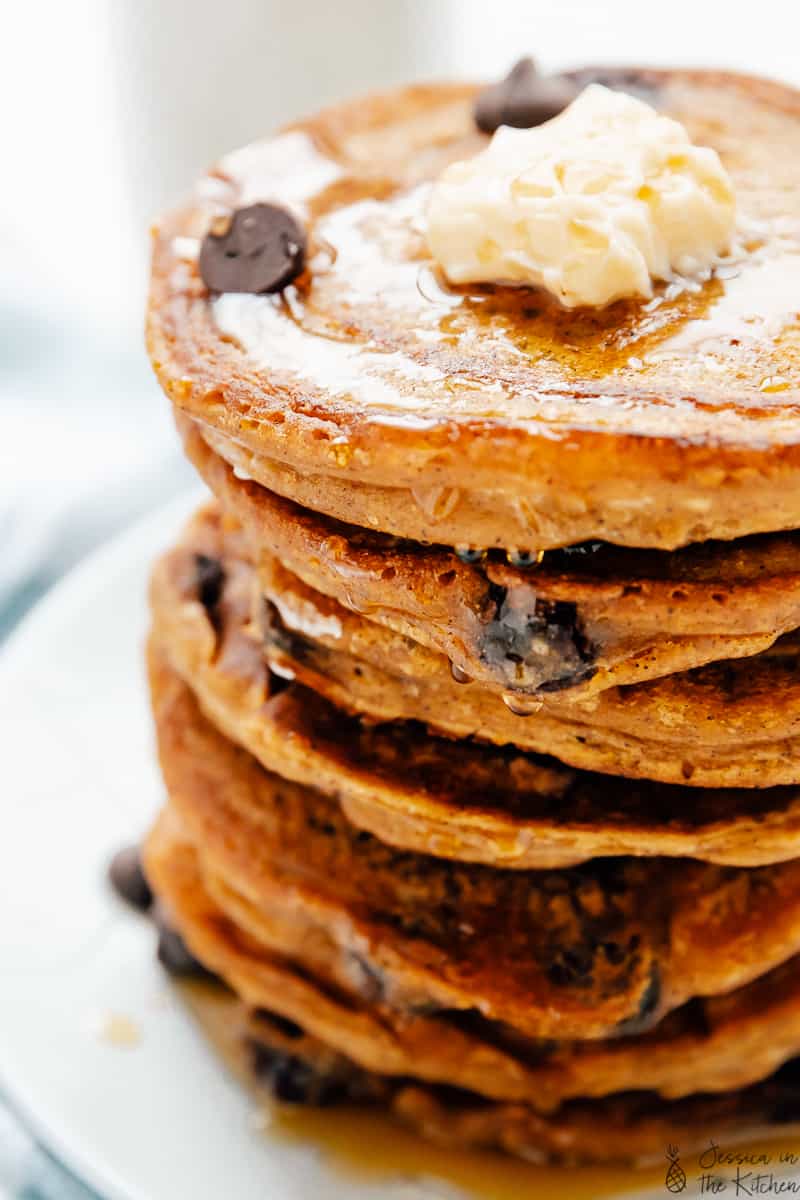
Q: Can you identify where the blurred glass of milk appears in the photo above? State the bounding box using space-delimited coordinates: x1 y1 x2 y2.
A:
0 0 459 619
110 0 455 331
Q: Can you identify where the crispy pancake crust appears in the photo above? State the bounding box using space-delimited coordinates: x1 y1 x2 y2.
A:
148 505 800 868
246 1012 800 1166
186 428 800 696
155 497 800 788
260 558 800 789
144 813 800 1162
147 646 800 1040
149 69 800 551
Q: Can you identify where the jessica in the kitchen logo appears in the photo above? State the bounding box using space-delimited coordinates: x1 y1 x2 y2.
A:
664 1141 800 1195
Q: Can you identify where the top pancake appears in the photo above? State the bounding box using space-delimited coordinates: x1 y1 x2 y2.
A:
149 67 800 551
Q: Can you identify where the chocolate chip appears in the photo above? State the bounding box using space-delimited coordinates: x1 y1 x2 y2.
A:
194 553 225 632
153 905 214 978
546 945 596 990
108 845 152 911
199 202 307 294
479 583 596 691
535 663 597 694
249 1045 345 1106
474 59 579 134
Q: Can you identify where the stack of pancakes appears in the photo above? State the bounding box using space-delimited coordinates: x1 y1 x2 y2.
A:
142 66 800 1163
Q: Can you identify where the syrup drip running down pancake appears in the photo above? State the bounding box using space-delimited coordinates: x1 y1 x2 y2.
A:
257 554 800 790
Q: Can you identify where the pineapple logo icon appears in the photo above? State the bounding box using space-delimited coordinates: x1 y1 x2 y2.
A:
665 1144 687 1193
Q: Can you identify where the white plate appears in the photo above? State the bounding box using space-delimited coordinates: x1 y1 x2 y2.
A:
0 493 384 1200
0 493 741 1200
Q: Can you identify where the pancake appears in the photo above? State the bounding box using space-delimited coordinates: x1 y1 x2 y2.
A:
157 500 800 791
164 478 796 789
186 427 800 697
144 812 800 1163
142 59 800 1173
148 505 800 869
148 648 800 1041
259 558 800 789
246 1011 800 1167
149 68 800 553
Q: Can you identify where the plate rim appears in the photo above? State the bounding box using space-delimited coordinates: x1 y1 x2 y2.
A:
0 490 202 1200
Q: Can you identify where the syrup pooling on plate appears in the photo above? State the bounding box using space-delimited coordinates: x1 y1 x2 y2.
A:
181 980 663 1200
207 81 800 444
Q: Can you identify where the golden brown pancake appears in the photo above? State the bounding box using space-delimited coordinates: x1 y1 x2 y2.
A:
148 504 800 868
148 649 800 1042
156 498 800 790
245 1008 800 1167
186 427 800 697
161 482 800 789
149 69 800 553
144 812 800 1162
259 563 800 789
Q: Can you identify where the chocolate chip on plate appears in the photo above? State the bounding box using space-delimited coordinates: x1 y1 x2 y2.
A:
153 904 214 978
108 844 153 911
474 58 580 134
199 202 307 294
250 1045 345 1106
193 553 225 631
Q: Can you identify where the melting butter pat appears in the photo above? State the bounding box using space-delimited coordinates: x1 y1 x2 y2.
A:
426 84 736 308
